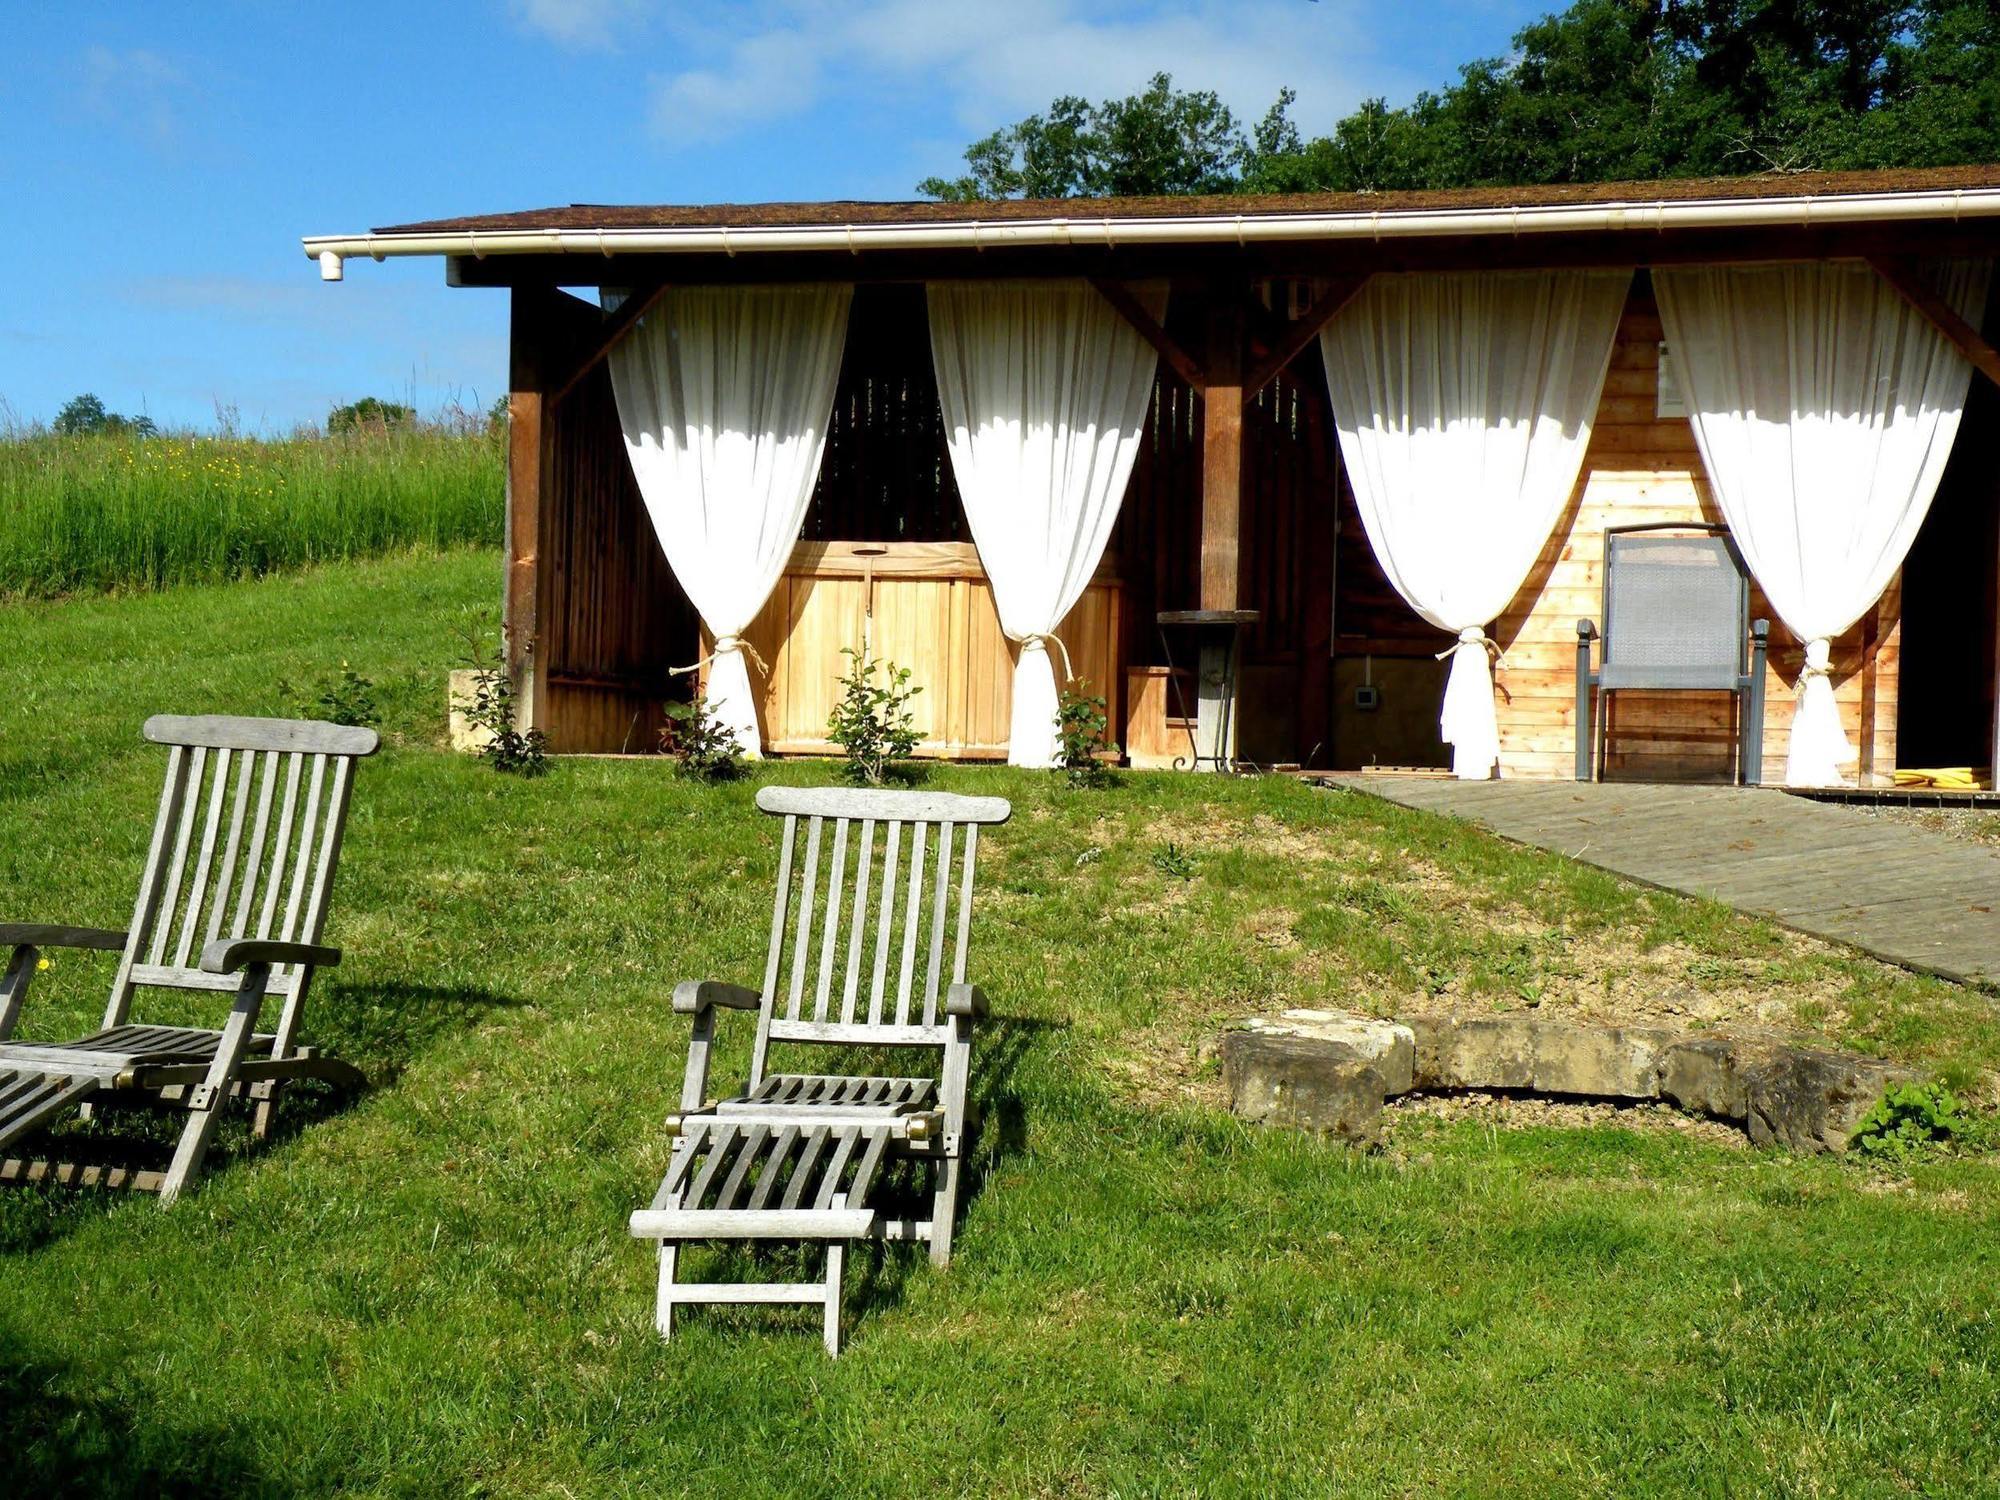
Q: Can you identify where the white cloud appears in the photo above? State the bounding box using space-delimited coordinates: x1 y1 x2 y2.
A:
509 0 651 50
649 29 827 146
642 1 1409 152
80 46 193 147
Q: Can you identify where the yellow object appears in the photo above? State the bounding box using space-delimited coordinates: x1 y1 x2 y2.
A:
1892 767 1986 789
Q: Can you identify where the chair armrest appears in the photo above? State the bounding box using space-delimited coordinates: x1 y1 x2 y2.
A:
0 924 128 953
672 980 763 1016
200 938 341 974
945 983 988 1020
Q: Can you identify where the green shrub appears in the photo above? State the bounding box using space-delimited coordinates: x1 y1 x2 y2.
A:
285 663 380 728
1056 681 1116 789
827 645 923 785
459 636 548 778
1851 1081 1970 1161
662 697 746 782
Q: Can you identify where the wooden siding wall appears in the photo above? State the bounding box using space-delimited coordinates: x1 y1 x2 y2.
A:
539 357 697 753
730 543 1120 757
1493 276 1897 783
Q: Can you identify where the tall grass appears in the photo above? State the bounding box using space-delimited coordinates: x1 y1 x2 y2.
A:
0 426 503 597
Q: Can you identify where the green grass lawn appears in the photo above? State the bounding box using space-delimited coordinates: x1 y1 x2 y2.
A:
2 550 1997 1498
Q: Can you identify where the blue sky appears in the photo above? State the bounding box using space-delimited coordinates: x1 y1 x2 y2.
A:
0 1 1541 433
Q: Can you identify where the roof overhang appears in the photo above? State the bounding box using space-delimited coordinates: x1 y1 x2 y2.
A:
303 184 2000 282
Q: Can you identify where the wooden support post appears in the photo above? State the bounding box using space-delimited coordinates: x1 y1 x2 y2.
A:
505 288 563 733
1201 291 1247 613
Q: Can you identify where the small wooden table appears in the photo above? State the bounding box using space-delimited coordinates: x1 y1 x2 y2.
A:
1156 609 1260 772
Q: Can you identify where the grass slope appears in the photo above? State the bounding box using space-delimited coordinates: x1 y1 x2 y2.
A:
0 551 1996 1498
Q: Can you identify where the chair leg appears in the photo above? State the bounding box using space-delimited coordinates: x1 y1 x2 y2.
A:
250 1082 277 1142
159 968 269 1207
928 1155 960 1269
656 1243 678 1341
160 1086 233 1207
823 1242 845 1358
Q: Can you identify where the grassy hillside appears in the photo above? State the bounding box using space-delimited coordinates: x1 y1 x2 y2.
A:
0 551 1996 1497
0 429 500 597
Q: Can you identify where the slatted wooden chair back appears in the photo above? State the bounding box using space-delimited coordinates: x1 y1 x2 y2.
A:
748 786 1011 1087
104 715 380 1050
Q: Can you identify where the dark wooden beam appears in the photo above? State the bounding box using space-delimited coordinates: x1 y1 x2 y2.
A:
1200 290 1247 611
549 283 673 407
443 222 2000 291
1868 256 2000 393
1244 275 1371 398
1088 277 1206 392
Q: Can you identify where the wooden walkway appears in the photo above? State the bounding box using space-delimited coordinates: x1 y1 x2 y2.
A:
1347 778 2000 989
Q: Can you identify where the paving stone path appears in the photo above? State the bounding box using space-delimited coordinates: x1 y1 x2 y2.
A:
1348 777 2000 989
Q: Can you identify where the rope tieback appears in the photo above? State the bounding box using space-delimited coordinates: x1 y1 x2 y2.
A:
1014 631 1075 685
1436 627 1505 669
670 633 770 679
1795 636 1834 690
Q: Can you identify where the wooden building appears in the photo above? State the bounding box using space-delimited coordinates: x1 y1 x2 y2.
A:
304 167 2000 785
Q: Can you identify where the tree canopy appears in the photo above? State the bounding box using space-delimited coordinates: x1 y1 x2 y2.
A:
52 393 157 438
919 1 2000 200
328 397 416 434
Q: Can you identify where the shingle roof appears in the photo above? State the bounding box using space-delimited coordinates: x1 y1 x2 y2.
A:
374 164 2000 236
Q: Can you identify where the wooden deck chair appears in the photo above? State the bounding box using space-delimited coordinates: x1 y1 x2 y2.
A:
629 785 1011 1355
0 715 376 1203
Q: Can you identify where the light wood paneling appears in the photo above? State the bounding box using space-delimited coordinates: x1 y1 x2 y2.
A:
728 542 1122 758
1490 285 1900 784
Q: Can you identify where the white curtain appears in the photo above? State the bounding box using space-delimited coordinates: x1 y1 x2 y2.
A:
1320 269 1632 778
928 279 1165 767
1655 261 1990 786
607 284 852 755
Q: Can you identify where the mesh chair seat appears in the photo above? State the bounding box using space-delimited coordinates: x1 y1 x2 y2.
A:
1578 527 1767 783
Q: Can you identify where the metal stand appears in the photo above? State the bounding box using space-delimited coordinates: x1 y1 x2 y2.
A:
1157 610 1259 772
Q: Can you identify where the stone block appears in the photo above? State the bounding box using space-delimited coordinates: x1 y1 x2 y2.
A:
1530 1022 1675 1099
1658 1036 1776 1121
1742 1048 1922 1154
448 669 496 754
1218 1032 1386 1146
1236 1010 1416 1094
1404 1014 1534 1090
1401 1016 1672 1099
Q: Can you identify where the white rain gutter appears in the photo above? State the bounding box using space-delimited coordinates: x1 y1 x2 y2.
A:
303 187 2000 281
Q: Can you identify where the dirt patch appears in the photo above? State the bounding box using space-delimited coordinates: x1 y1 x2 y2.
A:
1385 1091 1751 1151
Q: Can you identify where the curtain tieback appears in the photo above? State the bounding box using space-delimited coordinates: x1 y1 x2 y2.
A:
1795 637 1834 691
670 633 770 679
1436 628 1504 669
1015 632 1075 684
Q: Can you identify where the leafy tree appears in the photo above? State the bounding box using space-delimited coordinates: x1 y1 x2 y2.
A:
52 393 157 438
328 397 415 434
922 1 2000 199
919 72 1255 200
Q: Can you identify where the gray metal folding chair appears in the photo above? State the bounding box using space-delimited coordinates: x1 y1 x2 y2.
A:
1575 524 1769 783
629 784 1010 1356
0 715 376 1203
